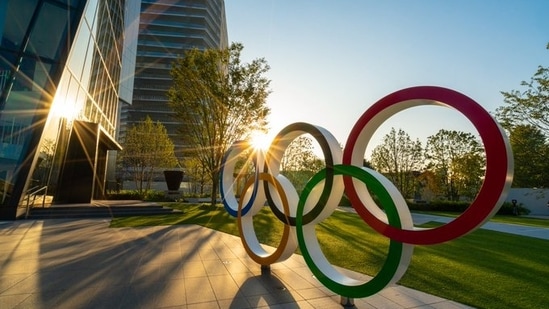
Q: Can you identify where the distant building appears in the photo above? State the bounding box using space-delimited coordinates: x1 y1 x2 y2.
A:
121 0 228 158
0 0 139 219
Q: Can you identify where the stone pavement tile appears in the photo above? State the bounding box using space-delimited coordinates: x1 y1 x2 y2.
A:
243 273 306 307
154 278 187 308
291 265 325 287
84 285 131 309
118 283 161 309
0 222 33 236
0 293 30 309
295 286 333 300
246 292 298 308
305 296 350 309
359 293 403 309
1 273 42 295
162 261 186 279
203 258 231 276
131 259 172 284
231 275 269 296
198 246 222 261
0 274 30 294
45 287 97 309
274 267 316 290
236 256 263 275
0 219 476 309
221 257 250 274
226 242 251 259
0 259 42 276
136 246 164 265
314 284 339 298
281 254 308 268
185 276 216 304
381 285 454 308
396 286 474 308
182 260 207 278
209 274 240 300
0 240 40 257
187 300 220 309
212 246 239 261
181 248 203 262
11 291 65 309
217 296 252 309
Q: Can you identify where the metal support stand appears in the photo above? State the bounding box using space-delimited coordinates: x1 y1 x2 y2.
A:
261 264 271 274
340 296 355 307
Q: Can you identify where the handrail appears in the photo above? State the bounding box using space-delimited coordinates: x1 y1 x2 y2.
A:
24 185 48 219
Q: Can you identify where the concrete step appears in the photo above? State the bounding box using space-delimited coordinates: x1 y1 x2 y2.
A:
27 205 181 219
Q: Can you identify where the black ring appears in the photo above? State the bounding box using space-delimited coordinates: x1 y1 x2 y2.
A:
263 122 336 226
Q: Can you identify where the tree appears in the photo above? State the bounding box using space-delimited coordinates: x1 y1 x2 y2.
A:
370 128 424 199
508 125 549 188
181 156 210 196
280 135 324 194
168 43 271 205
496 43 549 136
424 129 485 201
119 116 178 196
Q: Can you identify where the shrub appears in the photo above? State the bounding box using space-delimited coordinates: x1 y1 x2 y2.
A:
106 190 174 202
497 201 531 215
407 200 469 212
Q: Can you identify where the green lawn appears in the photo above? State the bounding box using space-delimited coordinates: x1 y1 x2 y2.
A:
110 203 549 309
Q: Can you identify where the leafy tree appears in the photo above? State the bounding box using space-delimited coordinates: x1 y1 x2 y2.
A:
451 152 485 200
424 129 485 201
496 43 549 136
508 124 549 188
168 43 271 205
370 128 423 199
119 116 178 196
280 135 324 193
181 156 210 196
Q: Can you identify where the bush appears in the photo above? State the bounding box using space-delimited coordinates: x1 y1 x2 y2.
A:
407 200 469 212
106 190 175 202
106 190 142 200
497 201 531 215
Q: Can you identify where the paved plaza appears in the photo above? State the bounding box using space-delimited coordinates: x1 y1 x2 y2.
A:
0 218 476 309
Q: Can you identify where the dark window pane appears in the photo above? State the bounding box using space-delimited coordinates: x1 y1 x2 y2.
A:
0 0 39 51
27 3 68 60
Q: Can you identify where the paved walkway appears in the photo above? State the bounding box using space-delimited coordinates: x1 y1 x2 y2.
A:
411 213 549 240
0 219 474 309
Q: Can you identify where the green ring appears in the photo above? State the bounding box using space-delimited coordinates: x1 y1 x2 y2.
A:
296 164 409 298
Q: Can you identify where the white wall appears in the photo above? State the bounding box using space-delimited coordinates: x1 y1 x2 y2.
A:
506 188 549 216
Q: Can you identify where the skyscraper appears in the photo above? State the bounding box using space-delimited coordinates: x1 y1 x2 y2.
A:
0 0 139 220
122 0 228 157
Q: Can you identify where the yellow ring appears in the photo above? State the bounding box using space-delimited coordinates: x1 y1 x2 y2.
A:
237 172 297 265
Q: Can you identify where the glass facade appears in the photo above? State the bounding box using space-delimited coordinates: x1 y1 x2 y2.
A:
0 0 134 219
121 0 228 157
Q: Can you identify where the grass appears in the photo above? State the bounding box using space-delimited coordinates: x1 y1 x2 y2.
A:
110 203 549 309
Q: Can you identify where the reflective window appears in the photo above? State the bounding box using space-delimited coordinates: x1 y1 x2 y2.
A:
0 0 39 52
27 3 69 60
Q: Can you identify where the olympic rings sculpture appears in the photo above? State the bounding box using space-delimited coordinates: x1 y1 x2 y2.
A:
220 86 513 298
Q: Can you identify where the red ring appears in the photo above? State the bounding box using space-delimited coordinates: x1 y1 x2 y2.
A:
343 86 513 245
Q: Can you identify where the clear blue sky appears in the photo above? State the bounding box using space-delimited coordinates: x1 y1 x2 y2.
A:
225 1 549 158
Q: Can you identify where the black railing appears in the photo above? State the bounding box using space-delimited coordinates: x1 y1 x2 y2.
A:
24 185 48 219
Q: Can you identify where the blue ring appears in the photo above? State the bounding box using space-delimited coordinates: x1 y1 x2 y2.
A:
220 141 259 217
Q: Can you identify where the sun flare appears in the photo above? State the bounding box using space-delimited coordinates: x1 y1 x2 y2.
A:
249 131 272 150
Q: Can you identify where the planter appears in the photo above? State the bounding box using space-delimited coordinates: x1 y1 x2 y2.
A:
163 170 184 191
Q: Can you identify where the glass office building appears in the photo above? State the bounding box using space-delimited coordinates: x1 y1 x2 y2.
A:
122 0 228 157
0 0 138 220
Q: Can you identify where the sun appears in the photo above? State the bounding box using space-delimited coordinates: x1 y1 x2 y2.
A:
249 130 272 150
